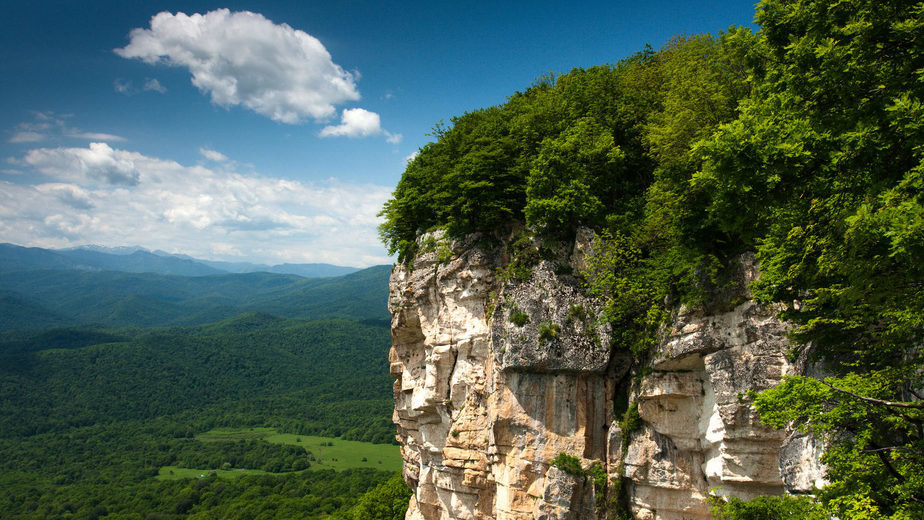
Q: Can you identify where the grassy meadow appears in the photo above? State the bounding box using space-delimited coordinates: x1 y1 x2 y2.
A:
155 428 403 480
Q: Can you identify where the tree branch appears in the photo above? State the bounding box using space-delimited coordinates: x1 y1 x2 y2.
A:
869 443 905 483
861 446 912 453
821 380 924 409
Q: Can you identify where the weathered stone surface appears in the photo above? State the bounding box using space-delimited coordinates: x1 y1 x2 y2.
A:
779 431 827 493
390 233 825 520
534 466 593 520
492 261 616 374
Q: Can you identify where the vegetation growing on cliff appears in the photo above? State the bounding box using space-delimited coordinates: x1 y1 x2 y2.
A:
380 0 924 516
709 493 823 520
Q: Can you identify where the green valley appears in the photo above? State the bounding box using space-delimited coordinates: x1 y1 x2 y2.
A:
0 264 410 519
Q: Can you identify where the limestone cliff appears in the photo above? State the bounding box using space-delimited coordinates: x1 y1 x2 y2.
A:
388 230 824 519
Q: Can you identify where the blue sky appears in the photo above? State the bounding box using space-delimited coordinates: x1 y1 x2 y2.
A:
1 0 758 267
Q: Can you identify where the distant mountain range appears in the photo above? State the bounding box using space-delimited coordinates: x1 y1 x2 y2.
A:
0 243 361 278
0 243 392 332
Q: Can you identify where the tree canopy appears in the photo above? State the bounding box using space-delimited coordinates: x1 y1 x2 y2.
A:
379 0 924 516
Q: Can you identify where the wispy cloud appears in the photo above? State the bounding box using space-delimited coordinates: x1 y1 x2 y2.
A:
114 78 167 95
143 78 167 93
66 131 127 141
113 78 132 94
2 143 392 266
199 148 228 162
7 112 125 144
25 142 140 185
115 9 360 124
9 131 45 143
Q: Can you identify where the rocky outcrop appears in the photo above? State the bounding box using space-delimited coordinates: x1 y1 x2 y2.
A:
388 231 824 520
622 267 804 520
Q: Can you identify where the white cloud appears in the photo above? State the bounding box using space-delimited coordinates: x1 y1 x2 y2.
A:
320 108 382 138
144 78 167 93
114 78 132 94
7 112 125 143
1 143 393 266
9 131 44 143
320 108 403 143
200 148 228 162
405 151 419 163
38 183 95 210
114 78 167 95
66 131 126 142
115 9 360 124
25 142 140 185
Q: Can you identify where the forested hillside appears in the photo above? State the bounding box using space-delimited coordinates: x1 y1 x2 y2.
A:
0 262 405 518
0 315 394 438
0 264 390 331
380 0 924 517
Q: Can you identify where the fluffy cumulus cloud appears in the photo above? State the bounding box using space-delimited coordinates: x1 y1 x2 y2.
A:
115 9 360 124
25 142 140 185
320 108 382 138
1 143 393 266
320 108 402 143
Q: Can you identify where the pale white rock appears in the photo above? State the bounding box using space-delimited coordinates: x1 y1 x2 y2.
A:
390 233 825 519
779 431 827 493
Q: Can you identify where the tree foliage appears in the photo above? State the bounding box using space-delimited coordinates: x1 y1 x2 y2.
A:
379 62 661 261
709 493 823 520
379 0 924 515
337 473 412 520
0 316 394 441
695 1 924 516
0 312 402 519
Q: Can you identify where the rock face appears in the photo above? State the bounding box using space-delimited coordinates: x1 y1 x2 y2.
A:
388 231 824 520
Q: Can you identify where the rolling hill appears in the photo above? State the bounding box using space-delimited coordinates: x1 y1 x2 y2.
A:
0 264 391 331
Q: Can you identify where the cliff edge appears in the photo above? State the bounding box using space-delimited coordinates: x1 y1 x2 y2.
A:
388 230 824 519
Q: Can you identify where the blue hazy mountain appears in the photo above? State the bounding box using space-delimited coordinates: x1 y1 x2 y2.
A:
0 264 390 331
0 243 361 278
0 243 390 331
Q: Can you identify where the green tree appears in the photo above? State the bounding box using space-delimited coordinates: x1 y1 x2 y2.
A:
645 29 756 175
378 4 923 514
709 494 823 520
341 473 411 520
525 118 626 233
695 0 924 517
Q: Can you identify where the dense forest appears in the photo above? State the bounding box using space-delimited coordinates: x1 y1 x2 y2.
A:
0 315 395 439
0 262 408 519
380 0 923 518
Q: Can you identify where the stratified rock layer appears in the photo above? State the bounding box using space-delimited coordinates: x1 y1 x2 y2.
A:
389 232 823 520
